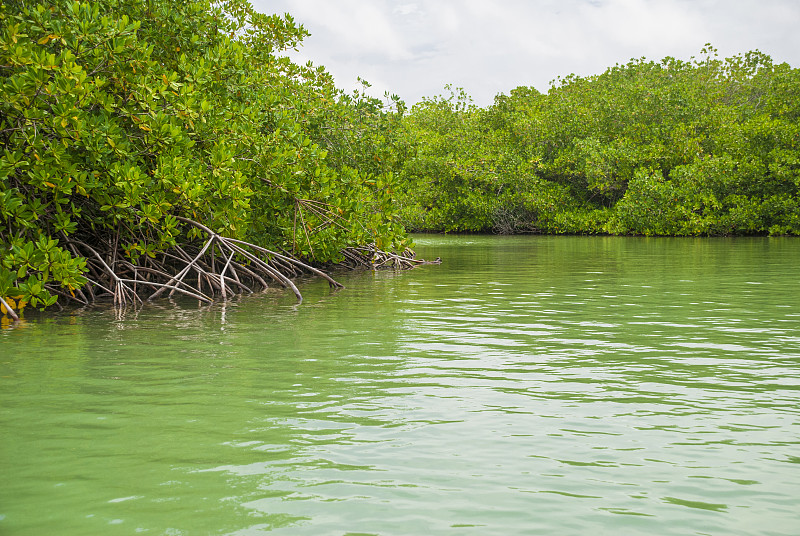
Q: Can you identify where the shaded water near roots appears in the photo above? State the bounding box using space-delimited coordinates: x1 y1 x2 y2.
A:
1 235 799 535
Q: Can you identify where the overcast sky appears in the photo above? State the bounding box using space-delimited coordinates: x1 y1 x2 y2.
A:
250 0 800 107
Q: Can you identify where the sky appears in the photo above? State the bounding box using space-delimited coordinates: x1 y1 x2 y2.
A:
250 0 800 107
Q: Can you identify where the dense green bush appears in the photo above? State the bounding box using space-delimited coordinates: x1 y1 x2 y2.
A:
0 0 409 312
398 47 800 237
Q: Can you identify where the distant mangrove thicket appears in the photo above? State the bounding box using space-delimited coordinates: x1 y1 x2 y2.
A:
1 0 799 316
398 47 800 236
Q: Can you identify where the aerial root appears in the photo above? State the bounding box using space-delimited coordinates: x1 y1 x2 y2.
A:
338 244 440 270
43 218 437 310
50 217 344 309
0 296 20 321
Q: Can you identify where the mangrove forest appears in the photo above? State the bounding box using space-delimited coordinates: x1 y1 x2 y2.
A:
2 0 799 317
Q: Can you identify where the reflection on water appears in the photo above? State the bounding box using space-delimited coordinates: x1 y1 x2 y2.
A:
1 235 799 535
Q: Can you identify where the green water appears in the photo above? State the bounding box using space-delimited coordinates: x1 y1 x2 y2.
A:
1 235 799 536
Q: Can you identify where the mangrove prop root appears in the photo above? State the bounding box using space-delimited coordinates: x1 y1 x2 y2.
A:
0 296 20 321
336 245 441 270
47 217 436 310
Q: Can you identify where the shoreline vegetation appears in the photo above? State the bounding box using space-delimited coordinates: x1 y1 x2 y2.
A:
2 0 798 318
1 0 415 317
399 50 800 237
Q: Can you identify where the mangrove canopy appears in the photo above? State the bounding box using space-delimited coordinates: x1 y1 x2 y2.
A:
398 47 800 236
0 0 413 316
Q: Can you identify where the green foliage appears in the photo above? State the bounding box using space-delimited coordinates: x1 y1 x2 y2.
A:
398 46 800 237
0 0 409 312
399 86 545 233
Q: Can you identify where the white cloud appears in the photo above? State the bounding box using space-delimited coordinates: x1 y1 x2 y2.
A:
392 3 420 17
253 0 800 106
279 0 413 61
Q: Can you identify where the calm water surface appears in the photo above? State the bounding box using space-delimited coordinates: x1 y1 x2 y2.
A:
1 235 799 535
